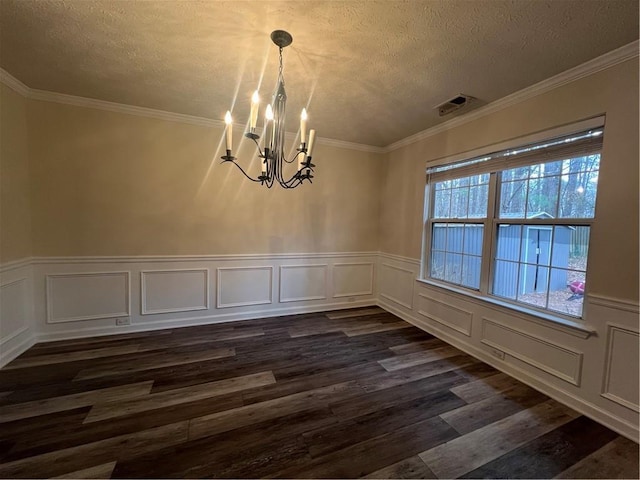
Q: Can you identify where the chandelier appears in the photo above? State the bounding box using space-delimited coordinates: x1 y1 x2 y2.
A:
221 30 316 189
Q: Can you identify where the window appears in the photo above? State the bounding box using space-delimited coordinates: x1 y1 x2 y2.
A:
422 122 603 319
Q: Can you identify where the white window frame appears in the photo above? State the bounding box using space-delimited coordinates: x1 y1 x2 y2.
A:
421 117 604 321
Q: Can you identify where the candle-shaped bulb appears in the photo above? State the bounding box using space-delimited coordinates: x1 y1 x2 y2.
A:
250 91 260 129
264 104 274 149
307 129 316 157
224 111 233 151
300 108 308 144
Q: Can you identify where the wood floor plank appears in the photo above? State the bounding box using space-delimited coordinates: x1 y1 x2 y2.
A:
84 371 275 423
136 326 265 351
418 400 581 479
325 307 385 319
306 390 465 457
364 456 436 479
288 324 356 338
453 361 500 382
378 345 462 371
0 421 188 478
4 345 142 369
51 461 117 479
0 407 91 442
461 415 620 479
5 394 243 462
26 329 171 353
449 371 523 402
329 371 466 420
555 435 640 479
440 382 549 434
357 355 480 392
243 361 385 405
388 338 446 355
273 415 458 478
0 381 153 423
343 321 413 336
270 347 393 381
111 408 337 479
188 380 364 439
74 347 235 380
287 315 404 338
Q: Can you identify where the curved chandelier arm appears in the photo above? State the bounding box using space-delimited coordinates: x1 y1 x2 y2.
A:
220 156 262 183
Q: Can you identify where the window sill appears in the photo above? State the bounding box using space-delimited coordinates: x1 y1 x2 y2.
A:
415 278 596 339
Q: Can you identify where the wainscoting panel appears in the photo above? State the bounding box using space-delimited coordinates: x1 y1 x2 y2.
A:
333 262 374 298
379 263 415 309
417 293 473 336
46 272 130 323
602 324 640 412
0 278 29 346
481 318 583 386
141 269 209 315
279 265 327 303
216 266 273 309
0 261 34 368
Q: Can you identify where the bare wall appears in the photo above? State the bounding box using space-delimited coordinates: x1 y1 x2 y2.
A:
27 100 383 256
0 84 32 263
379 58 639 302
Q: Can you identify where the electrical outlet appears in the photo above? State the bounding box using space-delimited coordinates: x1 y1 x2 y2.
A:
116 317 131 326
489 348 505 360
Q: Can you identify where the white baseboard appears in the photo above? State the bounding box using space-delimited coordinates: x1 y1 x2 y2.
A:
377 298 639 442
0 332 36 368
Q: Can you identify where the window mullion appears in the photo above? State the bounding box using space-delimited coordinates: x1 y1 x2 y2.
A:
480 172 498 294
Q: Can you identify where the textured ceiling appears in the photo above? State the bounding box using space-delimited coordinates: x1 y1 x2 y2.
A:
0 0 638 147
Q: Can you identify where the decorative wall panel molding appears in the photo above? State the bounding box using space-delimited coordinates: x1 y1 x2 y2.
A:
379 263 415 309
481 317 583 386
279 264 328 303
332 262 374 298
45 272 130 323
141 269 209 315
417 293 473 336
0 278 29 344
217 266 273 309
602 323 640 412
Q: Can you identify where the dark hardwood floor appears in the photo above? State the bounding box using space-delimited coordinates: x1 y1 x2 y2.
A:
0 307 637 479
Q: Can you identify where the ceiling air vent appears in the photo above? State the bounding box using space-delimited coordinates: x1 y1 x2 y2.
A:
436 94 475 117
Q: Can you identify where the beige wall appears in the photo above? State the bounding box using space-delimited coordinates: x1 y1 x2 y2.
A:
380 58 639 301
0 84 32 263
27 100 383 256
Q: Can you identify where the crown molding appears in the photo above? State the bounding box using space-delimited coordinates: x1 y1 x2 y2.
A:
314 137 384 153
4 74 384 154
28 89 223 128
2 39 637 155
383 40 640 153
0 68 30 97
